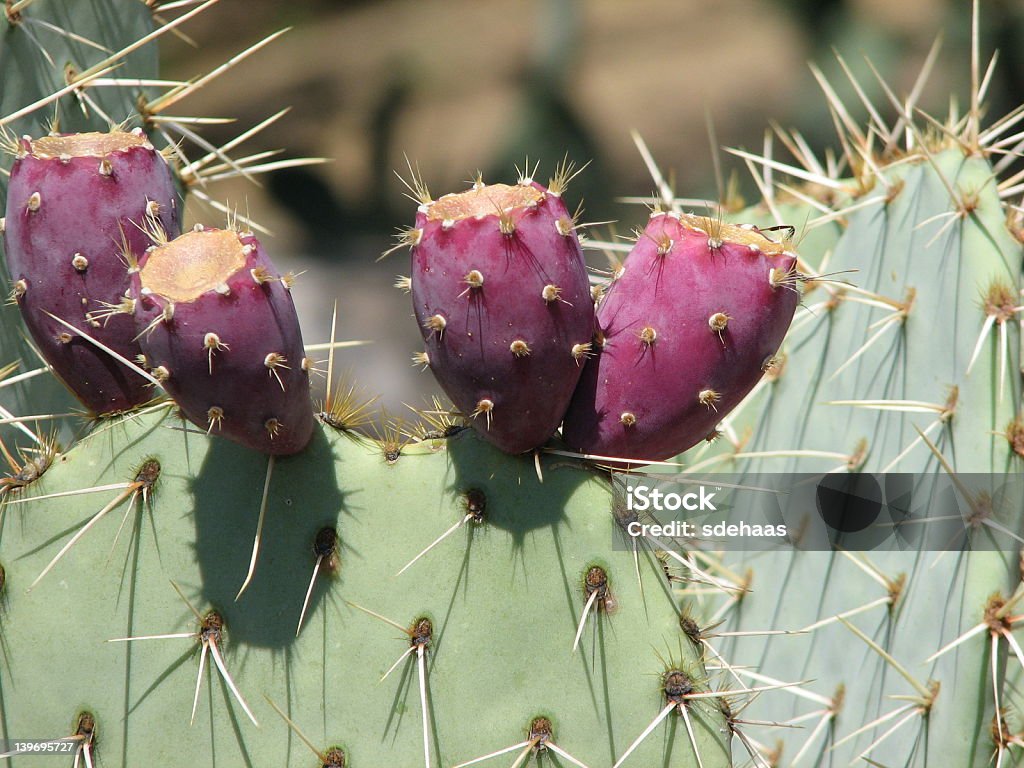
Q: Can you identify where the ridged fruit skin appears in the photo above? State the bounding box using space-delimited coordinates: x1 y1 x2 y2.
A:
562 212 798 464
410 181 594 454
130 227 314 455
2 130 180 414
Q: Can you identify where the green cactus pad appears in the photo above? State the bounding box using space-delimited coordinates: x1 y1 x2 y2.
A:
673 133 1024 767
0 409 728 767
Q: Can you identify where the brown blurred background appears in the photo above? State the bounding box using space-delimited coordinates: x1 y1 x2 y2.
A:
159 0 1024 413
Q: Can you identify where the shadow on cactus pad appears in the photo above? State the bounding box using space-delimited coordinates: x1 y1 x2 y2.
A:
190 425 345 649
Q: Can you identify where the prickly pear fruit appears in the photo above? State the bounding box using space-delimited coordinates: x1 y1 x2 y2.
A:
130 227 314 455
410 178 594 454
2 129 180 414
562 212 799 464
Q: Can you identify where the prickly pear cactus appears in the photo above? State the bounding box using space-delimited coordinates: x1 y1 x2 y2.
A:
0 409 726 767
662 40 1024 768
2 3 1024 768
0 16 724 764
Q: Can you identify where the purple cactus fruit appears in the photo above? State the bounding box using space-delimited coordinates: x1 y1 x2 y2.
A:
2 129 180 414
409 176 595 454
130 227 314 456
561 212 799 465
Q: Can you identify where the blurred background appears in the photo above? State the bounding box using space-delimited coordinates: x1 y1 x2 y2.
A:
158 0 1024 413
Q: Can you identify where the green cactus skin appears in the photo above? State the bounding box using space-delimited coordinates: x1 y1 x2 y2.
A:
0 409 727 767
0 3 156 133
669 138 1024 764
